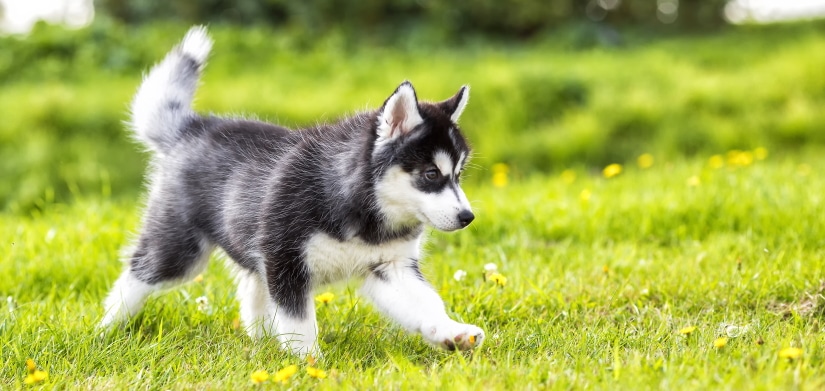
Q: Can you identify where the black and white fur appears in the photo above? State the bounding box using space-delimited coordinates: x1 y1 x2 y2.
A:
100 26 483 356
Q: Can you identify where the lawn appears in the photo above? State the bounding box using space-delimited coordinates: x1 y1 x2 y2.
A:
3 20 825 390
3 21 825 211
3 150 824 389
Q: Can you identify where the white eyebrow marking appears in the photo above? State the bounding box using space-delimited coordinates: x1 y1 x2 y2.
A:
434 150 453 177
455 152 467 176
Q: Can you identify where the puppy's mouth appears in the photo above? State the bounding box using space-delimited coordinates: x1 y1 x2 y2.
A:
419 213 465 232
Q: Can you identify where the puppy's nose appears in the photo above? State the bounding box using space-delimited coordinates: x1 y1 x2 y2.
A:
457 210 475 227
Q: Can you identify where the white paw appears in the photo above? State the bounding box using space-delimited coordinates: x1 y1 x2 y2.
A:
279 336 321 358
421 321 484 351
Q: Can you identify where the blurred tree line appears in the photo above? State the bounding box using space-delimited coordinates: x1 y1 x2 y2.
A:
96 0 729 38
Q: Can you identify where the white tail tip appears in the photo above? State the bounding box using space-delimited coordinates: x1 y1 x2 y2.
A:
180 25 212 64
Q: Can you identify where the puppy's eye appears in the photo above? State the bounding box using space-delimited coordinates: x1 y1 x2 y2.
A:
423 169 440 181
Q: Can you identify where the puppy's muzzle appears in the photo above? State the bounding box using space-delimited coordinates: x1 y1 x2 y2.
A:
457 210 475 228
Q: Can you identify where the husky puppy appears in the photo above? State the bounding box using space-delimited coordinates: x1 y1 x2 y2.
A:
100 26 483 356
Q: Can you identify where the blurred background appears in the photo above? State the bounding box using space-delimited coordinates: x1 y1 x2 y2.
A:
1 0 825 213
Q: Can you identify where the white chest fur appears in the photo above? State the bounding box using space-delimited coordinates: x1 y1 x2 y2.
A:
303 232 421 285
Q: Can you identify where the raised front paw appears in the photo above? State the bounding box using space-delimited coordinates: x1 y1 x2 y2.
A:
422 321 485 351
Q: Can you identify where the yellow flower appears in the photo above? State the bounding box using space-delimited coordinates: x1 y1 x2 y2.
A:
273 364 298 384
579 189 592 202
687 175 701 187
637 153 654 169
315 292 335 304
491 163 510 187
779 347 803 360
306 367 328 379
727 150 754 167
753 147 768 160
561 169 576 184
602 163 622 178
492 172 508 188
492 163 510 175
250 370 270 384
24 359 47 384
487 272 507 287
26 359 36 373
193 274 204 283
713 337 728 348
708 155 724 169
678 326 697 335
24 370 48 385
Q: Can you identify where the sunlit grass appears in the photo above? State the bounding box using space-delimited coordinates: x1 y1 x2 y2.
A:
4 21 825 210
3 151 824 389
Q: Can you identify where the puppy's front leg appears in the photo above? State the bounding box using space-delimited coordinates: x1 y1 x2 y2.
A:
272 296 319 358
239 267 319 357
361 259 484 350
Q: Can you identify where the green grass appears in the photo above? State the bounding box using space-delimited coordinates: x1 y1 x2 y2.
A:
4 21 825 210
3 151 825 389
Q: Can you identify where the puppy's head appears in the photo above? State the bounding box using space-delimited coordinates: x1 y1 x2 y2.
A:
373 82 474 232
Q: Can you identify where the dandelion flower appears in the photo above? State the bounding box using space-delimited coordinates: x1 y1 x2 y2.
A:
779 347 803 360
727 150 753 167
24 370 48 385
250 370 269 384
24 359 47 385
713 337 728 348
561 169 576 184
492 172 508 188
193 274 204 283
453 270 467 281
492 163 510 175
579 189 592 202
315 292 335 304
306 367 328 379
687 175 701 187
603 163 622 179
678 326 697 335
273 364 298 384
637 154 654 169
708 155 724 169
487 272 507 287
492 163 510 188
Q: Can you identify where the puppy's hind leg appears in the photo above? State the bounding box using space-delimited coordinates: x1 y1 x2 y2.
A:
100 216 212 329
236 268 275 339
99 267 155 327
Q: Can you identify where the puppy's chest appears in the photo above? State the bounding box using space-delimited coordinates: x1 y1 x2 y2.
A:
303 232 420 285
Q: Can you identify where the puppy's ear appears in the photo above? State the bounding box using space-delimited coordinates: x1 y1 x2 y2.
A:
377 81 424 140
437 85 470 123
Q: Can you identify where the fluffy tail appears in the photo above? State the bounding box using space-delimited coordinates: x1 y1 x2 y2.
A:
129 26 212 154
